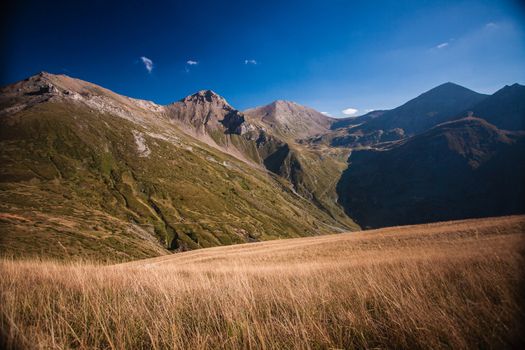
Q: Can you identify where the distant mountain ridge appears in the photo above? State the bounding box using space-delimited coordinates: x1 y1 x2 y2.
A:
360 82 488 135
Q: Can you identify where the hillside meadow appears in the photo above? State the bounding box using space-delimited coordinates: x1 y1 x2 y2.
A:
1 215 524 349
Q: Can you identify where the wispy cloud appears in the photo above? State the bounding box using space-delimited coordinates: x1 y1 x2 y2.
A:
244 59 257 65
140 56 153 73
187 60 198 65
342 108 358 116
485 22 498 29
320 112 332 117
436 42 449 49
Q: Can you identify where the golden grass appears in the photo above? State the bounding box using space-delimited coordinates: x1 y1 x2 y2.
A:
1 215 525 349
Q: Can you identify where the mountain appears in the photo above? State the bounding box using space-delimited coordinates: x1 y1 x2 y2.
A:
312 83 488 149
466 83 525 131
164 92 356 228
336 117 525 228
360 82 488 135
242 100 356 227
0 72 356 261
166 90 247 135
245 100 334 139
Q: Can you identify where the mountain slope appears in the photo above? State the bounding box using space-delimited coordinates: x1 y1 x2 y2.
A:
245 100 334 139
336 117 525 228
242 100 357 227
466 83 525 130
0 73 355 261
164 91 357 229
307 83 488 149
361 82 488 135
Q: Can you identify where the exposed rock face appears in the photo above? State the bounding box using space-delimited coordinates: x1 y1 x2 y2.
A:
220 110 246 134
166 90 250 135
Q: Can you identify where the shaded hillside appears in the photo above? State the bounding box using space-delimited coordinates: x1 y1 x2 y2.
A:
243 100 356 227
466 83 525 130
0 73 355 261
336 117 525 228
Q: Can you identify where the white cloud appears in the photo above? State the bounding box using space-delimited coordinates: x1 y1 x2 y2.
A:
342 108 358 116
187 60 198 65
485 22 498 29
140 56 153 73
436 42 449 49
320 112 332 117
244 59 257 65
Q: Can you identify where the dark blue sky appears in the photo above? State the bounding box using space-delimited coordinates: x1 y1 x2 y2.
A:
2 0 525 117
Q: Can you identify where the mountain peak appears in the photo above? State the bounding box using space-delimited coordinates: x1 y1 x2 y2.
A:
501 83 524 91
244 100 333 138
427 82 475 94
272 100 299 107
181 89 228 105
467 82 525 130
27 71 69 83
354 81 488 135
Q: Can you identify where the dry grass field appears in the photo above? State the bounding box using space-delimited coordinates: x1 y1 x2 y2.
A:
1 215 525 349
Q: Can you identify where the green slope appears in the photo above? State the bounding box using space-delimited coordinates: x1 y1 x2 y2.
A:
0 98 355 261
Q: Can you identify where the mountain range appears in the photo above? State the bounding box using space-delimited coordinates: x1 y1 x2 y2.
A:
1 72 524 260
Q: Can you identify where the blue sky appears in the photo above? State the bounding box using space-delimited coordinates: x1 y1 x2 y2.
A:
2 0 525 117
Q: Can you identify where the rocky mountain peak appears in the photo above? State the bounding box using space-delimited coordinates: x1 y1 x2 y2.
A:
166 90 251 136
272 100 299 107
181 89 229 106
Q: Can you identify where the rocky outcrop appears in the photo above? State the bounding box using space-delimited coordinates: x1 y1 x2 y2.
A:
166 90 256 137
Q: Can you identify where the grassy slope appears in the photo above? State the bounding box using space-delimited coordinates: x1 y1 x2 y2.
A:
285 143 354 226
0 101 350 261
195 115 358 230
1 215 524 349
241 105 358 230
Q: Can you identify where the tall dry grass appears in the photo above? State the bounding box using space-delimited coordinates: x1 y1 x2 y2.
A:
1 215 524 349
